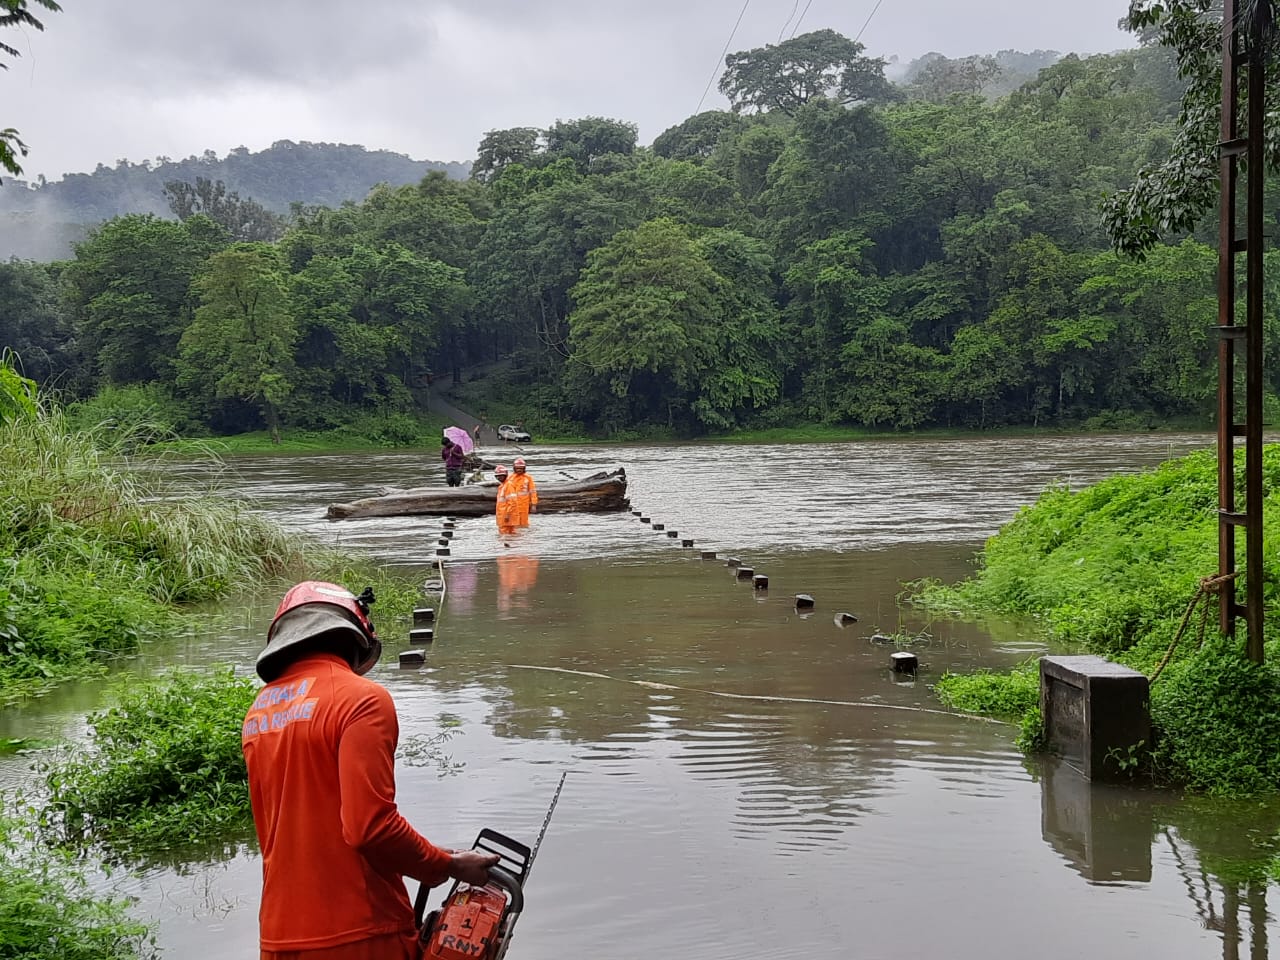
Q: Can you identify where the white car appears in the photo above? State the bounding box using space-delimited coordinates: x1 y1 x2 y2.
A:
497 424 532 443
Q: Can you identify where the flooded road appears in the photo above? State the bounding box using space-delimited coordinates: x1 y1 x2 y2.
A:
4 432 1278 959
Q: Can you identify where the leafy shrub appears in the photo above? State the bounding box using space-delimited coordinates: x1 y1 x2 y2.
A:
0 815 155 959
934 664 1039 718
65 384 201 442
331 411 433 447
43 669 258 852
1149 641 1280 796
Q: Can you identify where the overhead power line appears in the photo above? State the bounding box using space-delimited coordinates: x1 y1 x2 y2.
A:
854 0 886 43
789 0 816 38
696 0 752 115
778 0 801 41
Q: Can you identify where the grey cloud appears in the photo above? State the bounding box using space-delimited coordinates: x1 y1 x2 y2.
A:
4 0 1135 179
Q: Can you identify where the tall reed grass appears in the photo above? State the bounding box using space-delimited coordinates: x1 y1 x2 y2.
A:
0 360 307 701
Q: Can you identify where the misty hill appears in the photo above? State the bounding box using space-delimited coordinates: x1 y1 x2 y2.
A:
0 141 470 261
891 48 1063 98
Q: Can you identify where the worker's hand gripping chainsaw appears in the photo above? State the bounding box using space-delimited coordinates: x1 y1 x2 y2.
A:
415 772 566 960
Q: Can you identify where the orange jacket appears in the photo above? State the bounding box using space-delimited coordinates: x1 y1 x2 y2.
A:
495 478 519 529
505 473 538 526
242 653 452 952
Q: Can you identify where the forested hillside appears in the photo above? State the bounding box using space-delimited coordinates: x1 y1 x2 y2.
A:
5 29 1280 441
0 141 469 260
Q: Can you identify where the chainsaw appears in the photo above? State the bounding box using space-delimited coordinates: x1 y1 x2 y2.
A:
415 772 566 960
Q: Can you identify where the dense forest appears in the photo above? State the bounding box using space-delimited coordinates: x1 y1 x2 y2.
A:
0 142 469 261
4 28 1280 440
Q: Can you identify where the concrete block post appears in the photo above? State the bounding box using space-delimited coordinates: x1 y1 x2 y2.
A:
1039 656 1150 782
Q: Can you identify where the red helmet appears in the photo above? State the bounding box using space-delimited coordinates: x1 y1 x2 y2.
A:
494 464 509 477
256 581 380 681
513 457 526 470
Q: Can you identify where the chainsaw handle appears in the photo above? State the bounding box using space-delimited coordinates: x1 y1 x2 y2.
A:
413 864 525 929
486 866 524 914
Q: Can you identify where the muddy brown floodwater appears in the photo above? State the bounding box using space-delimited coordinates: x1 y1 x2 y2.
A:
3 433 1279 960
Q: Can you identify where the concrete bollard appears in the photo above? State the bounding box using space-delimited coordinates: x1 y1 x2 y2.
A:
399 650 426 668
794 594 815 610
736 566 755 581
682 539 695 548
436 547 451 557
836 612 859 625
1040 656 1151 781
667 530 679 538
701 551 718 560
753 575 769 591
653 522 665 531
440 530 454 540
413 608 435 626
640 516 651 524
442 521 456 530
726 557 742 568
438 538 450 547
891 651 918 673
631 510 642 517
409 628 434 644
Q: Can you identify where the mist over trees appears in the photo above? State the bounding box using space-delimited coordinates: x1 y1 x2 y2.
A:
4 27 1280 440
0 142 469 260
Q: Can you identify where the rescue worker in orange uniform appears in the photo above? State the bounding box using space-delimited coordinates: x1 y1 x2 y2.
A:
241 582 499 960
507 457 538 527
494 464 518 535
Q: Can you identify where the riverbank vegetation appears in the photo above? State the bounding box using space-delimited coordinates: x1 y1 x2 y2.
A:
919 447 1280 796
0 356 311 702
6 20 1280 442
0 814 156 960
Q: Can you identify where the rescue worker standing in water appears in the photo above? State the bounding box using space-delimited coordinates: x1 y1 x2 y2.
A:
507 457 538 527
494 464 518 535
241 582 499 960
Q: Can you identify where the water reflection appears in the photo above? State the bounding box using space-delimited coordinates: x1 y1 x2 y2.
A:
1040 760 1280 958
496 555 540 616
1041 757 1154 883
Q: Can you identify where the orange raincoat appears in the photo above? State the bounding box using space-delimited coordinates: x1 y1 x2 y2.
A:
241 652 453 959
505 472 538 527
495 476 519 534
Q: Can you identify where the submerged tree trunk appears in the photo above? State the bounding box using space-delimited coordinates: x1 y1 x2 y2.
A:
326 468 630 519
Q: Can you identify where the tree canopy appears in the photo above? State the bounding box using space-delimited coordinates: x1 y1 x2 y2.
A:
5 28 1273 440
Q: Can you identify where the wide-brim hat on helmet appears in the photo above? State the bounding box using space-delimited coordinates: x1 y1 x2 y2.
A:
256 581 380 682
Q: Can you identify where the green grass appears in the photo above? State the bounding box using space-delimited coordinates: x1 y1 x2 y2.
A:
912 445 1280 796
934 663 1039 718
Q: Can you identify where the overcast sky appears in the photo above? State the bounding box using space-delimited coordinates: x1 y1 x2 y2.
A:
2 0 1135 181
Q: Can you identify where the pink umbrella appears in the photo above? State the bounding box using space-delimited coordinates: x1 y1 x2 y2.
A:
443 425 475 455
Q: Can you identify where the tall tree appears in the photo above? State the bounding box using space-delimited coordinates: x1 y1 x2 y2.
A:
567 218 779 431
1103 0 1280 255
179 244 298 442
472 128 543 183
165 177 285 242
1 0 60 178
718 29 895 115
544 117 638 172
66 214 228 386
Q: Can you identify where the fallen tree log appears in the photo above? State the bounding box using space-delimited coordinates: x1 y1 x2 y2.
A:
326 468 629 520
